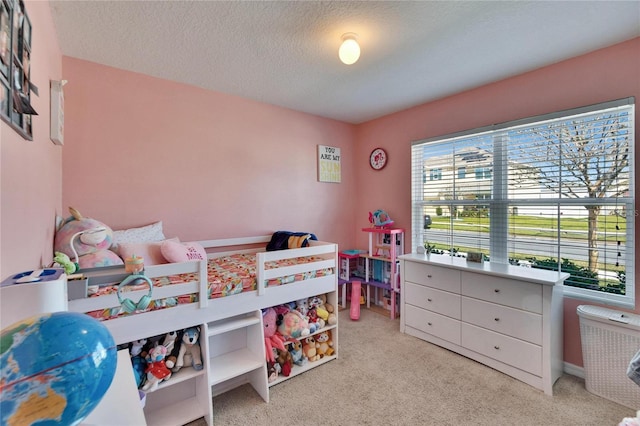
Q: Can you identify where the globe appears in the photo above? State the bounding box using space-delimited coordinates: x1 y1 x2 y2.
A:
1 311 117 426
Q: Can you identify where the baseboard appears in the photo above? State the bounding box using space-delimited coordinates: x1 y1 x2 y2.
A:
564 361 585 379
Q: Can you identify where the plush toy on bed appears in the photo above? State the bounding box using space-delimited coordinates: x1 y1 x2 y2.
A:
53 251 76 275
53 207 123 271
172 326 203 372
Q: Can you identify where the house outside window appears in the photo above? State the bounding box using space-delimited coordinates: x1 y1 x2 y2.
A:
410 98 635 308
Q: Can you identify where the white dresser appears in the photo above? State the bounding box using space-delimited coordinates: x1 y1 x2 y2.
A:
399 253 569 395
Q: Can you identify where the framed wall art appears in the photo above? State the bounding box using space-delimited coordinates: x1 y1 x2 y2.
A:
0 0 36 140
318 145 341 183
50 80 66 145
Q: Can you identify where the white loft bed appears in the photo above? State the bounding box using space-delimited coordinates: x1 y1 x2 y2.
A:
67 235 338 345
65 235 338 425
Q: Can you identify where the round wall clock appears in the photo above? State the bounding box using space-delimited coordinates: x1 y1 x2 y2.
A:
369 148 388 170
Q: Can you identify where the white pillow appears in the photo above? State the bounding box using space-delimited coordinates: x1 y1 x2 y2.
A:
118 238 179 266
112 221 165 255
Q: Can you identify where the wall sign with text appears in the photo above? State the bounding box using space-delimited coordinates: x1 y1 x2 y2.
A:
318 145 341 183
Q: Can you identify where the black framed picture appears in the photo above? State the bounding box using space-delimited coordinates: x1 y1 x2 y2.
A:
0 80 8 115
0 1 9 77
0 0 34 140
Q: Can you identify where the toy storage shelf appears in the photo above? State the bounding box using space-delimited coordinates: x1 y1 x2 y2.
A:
139 322 211 426
153 366 204 391
144 375 209 426
268 324 338 387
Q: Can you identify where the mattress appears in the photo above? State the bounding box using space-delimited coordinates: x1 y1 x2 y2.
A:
84 253 332 321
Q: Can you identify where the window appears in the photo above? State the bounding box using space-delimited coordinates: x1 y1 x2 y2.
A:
429 168 442 181
474 167 492 179
457 167 466 179
411 98 635 308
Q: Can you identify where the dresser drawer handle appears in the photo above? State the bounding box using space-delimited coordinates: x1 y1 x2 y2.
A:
427 322 433 326
494 289 500 293
494 317 500 322
427 298 432 302
427 274 432 278
494 345 500 350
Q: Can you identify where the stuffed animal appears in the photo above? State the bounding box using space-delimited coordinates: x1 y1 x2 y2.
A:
315 330 334 358
288 340 306 366
369 209 394 227
173 326 203 372
129 338 148 388
53 251 76 275
263 307 286 364
53 207 122 271
160 330 180 370
278 309 311 340
142 344 172 391
267 361 280 383
295 298 310 316
315 293 337 326
302 335 319 362
275 347 293 377
307 295 326 330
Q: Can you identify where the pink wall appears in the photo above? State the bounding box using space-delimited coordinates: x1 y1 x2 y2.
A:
0 1 62 279
355 37 640 367
61 58 357 251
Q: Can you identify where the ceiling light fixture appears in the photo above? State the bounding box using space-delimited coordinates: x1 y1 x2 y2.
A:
339 33 360 65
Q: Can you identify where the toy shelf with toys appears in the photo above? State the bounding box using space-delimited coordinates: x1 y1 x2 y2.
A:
108 288 339 426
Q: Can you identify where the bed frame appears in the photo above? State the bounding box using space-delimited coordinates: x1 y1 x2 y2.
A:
66 235 339 425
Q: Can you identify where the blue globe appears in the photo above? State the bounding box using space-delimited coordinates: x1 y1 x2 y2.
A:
1 311 117 426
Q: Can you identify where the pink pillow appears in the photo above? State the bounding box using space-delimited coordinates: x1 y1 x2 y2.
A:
161 240 207 263
118 238 179 266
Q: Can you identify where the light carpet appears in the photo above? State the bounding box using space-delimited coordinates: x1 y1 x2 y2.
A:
189 308 635 425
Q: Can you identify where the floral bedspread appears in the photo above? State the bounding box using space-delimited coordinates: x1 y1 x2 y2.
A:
84 253 332 321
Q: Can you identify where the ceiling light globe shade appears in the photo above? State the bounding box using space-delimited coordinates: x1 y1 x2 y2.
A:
339 37 360 65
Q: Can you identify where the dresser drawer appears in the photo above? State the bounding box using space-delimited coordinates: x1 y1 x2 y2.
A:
462 323 542 376
461 272 542 313
461 297 542 345
405 282 461 319
404 262 461 293
405 304 461 345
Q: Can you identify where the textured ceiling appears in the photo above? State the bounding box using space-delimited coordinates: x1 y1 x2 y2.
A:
49 1 640 124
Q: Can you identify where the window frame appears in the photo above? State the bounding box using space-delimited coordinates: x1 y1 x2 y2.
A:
411 97 636 309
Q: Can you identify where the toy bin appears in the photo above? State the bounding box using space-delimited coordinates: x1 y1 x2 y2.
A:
577 305 640 409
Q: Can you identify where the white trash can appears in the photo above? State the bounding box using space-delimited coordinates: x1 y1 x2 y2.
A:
577 305 640 409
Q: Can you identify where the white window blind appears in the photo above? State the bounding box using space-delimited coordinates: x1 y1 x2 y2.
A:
411 98 635 307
